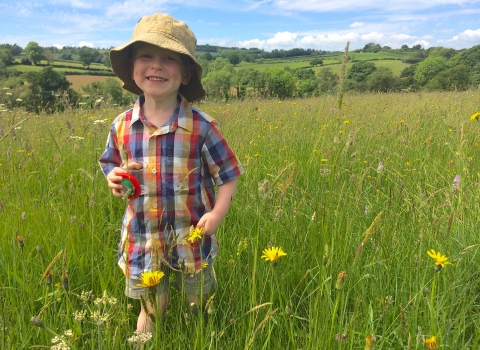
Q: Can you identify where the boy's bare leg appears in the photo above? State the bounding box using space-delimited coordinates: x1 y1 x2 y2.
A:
137 291 169 332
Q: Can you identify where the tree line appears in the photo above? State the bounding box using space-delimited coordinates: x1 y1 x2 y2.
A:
0 42 479 113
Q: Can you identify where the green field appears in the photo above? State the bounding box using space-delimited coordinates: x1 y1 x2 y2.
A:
9 59 111 75
1 91 479 349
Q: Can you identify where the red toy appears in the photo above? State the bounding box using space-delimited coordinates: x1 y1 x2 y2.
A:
118 172 141 200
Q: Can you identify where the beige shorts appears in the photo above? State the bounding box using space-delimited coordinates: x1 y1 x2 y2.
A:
125 261 217 299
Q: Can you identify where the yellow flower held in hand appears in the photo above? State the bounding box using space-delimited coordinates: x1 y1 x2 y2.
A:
427 249 453 271
136 270 165 288
425 335 437 350
261 246 287 263
187 226 204 243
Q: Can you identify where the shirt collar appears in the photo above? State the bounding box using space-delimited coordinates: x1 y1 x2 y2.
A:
130 94 193 133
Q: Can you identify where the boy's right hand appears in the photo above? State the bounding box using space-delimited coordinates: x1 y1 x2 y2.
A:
106 162 143 198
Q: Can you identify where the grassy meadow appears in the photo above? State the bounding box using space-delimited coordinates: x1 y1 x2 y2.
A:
0 91 479 349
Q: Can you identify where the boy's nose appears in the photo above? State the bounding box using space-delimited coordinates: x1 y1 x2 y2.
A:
151 57 164 70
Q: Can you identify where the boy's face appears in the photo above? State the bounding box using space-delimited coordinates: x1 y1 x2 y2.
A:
130 43 193 101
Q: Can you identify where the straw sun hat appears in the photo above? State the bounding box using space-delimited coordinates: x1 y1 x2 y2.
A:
110 13 206 102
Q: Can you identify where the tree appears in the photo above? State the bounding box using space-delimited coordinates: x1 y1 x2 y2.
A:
81 77 124 106
448 44 480 70
227 52 241 66
427 46 457 60
414 56 447 86
294 68 316 80
60 52 73 60
202 52 214 61
401 44 409 51
367 67 399 92
102 53 111 68
0 49 13 65
44 49 55 65
372 44 382 53
22 66 78 112
317 67 338 93
426 65 469 91
264 67 296 99
363 43 375 52
78 47 100 69
209 57 235 73
25 41 44 65
297 79 317 97
309 58 323 67
0 43 23 56
346 61 377 82
203 70 233 100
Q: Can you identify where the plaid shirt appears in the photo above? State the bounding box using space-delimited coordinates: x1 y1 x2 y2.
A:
99 95 244 277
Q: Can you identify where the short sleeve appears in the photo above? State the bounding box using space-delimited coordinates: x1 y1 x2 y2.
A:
201 120 244 185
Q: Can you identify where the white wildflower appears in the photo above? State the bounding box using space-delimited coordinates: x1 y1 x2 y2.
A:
127 330 153 345
79 290 92 303
452 175 460 189
73 309 87 322
377 161 384 173
93 119 108 124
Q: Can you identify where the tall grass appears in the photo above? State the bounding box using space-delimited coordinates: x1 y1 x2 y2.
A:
0 91 479 349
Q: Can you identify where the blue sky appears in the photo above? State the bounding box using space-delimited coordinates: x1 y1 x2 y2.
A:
1 1 480 52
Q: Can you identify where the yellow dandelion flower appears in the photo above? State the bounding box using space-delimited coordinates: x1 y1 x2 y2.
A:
425 335 437 350
365 334 374 350
187 226 204 243
261 246 287 263
136 270 165 288
343 120 350 125
335 271 347 290
427 249 453 271
470 112 480 122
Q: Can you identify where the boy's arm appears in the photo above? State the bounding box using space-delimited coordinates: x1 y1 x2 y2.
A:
197 178 238 236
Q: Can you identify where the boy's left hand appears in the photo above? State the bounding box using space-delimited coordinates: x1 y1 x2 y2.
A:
197 211 223 236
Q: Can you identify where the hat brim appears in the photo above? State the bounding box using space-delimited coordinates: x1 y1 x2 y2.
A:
110 33 206 102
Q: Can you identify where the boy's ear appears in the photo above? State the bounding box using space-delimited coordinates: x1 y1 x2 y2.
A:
181 65 194 85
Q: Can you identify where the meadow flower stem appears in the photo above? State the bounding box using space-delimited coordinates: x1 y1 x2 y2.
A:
272 269 295 345
330 291 341 343
429 274 438 335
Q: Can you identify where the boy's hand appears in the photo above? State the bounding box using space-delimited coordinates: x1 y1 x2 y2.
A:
106 162 143 198
197 211 223 236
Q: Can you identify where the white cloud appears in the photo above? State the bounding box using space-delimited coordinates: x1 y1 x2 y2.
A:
412 40 430 48
78 41 94 48
390 34 415 41
267 31 297 47
361 32 385 42
53 44 65 49
452 28 480 42
271 0 480 12
350 22 365 28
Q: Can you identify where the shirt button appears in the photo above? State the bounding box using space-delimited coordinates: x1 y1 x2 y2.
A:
152 169 157 174
152 204 158 209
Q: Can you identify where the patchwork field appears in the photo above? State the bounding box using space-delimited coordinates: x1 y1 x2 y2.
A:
66 75 118 91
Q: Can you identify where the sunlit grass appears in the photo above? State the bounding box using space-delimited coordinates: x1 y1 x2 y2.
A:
1 90 479 349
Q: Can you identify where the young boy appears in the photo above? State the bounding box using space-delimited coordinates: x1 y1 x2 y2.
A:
99 13 244 332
